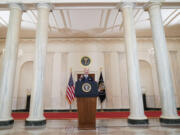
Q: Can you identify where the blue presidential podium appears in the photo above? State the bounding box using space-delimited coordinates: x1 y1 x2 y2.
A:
75 77 98 130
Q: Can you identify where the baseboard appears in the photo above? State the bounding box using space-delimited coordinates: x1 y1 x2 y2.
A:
12 109 131 112
45 109 77 112
12 108 180 112
144 108 161 111
12 109 27 112
96 109 130 112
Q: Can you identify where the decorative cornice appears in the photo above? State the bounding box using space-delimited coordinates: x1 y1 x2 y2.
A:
9 3 25 11
144 2 161 11
36 3 53 11
117 2 135 11
0 37 180 44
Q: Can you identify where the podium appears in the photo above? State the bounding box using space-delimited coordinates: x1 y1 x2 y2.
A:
77 97 97 129
75 78 98 130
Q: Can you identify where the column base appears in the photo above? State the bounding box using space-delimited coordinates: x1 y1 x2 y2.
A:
160 118 180 125
128 119 149 125
0 120 14 127
25 120 46 127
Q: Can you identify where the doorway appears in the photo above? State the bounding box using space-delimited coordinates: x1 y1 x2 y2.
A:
17 61 33 110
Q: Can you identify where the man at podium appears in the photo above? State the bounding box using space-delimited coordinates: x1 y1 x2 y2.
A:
75 68 98 130
75 69 98 98
78 69 94 82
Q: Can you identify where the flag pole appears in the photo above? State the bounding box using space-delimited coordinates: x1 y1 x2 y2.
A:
69 67 72 112
100 67 103 72
101 103 103 112
100 67 103 112
70 103 72 112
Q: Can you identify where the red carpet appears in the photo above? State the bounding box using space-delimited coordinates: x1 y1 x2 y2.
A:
11 111 180 120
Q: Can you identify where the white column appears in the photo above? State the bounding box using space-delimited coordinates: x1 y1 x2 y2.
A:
26 3 50 126
0 4 22 126
120 3 148 124
146 3 180 124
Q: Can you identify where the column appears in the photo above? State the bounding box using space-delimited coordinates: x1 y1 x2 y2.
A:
146 3 180 124
120 3 148 125
25 3 50 127
0 4 23 127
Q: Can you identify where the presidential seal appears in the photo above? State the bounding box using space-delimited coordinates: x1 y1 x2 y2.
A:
81 56 91 67
82 83 92 93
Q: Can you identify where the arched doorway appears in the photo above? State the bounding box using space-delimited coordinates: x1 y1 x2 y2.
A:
17 61 33 111
139 60 155 110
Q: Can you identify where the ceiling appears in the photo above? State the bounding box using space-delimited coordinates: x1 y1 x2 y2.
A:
0 8 180 38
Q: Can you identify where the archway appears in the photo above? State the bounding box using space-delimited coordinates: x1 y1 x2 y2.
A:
17 61 33 110
139 60 155 109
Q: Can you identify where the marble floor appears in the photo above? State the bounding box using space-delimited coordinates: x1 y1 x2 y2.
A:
0 119 180 135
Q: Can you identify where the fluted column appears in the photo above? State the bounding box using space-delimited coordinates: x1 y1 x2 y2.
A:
146 3 180 125
25 3 50 127
0 4 23 127
120 3 148 125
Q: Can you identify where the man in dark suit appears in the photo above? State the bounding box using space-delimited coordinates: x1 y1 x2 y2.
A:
75 68 98 97
78 68 93 82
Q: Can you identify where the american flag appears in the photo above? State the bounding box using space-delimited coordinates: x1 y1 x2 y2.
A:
66 73 75 104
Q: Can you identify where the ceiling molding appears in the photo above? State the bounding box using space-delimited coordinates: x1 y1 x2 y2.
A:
111 10 119 31
165 12 180 26
99 9 104 27
59 10 67 28
135 9 144 24
0 16 7 26
66 10 72 28
104 9 111 29
0 0 179 4
0 2 180 10
163 9 177 24
51 11 59 29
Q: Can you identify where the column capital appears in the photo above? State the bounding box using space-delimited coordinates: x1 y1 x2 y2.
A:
117 2 135 11
36 3 53 10
144 2 161 11
9 3 25 11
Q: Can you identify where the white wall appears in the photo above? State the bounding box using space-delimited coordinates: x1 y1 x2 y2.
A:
0 38 180 110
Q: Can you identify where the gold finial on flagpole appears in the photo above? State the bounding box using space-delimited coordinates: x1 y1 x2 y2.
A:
70 67 72 73
100 67 103 72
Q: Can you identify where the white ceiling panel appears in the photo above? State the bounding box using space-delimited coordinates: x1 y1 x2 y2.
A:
52 10 64 29
69 9 101 30
135 11 150 30
0 11 9 26
106 9 118 28
161 9 180 26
